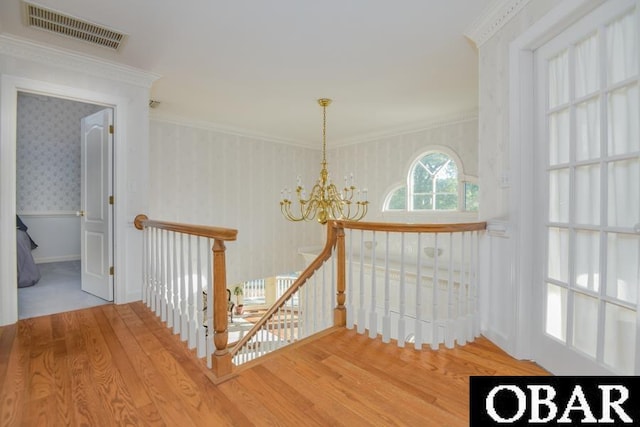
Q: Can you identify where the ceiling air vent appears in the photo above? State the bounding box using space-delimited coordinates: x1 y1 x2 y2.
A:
22 1 127 50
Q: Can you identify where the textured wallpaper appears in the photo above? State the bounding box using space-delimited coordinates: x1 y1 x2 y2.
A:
148 120 322 286
148 117 478 285
16 93 105 212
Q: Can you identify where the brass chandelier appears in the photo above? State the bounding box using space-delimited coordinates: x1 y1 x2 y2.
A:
280 98 368 224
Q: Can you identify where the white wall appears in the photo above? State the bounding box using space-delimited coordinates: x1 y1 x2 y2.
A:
0 35 155 325
149 119 323 286
19 213 80 263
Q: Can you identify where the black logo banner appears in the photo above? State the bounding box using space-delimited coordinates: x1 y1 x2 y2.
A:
470 376 640 426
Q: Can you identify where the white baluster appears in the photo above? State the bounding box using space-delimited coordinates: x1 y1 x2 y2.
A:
368 232 378 339
346 228 355 329
166 231 174 329
357 230 366 334
397 232 406 348
180 233 188 341
142 227 148 305
382 232 391 343
446 232 455 349
172 232 180 334
154 228 161 316
415 232 424 350
186 235 195 345
430 233 439 350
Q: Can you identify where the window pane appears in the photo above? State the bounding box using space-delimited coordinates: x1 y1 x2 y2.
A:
608 83 639 156
575 97 601 161
607 233 639 304
575 164 600 225
387 187 406 210
548 227 569 283
549 50 569 108
549 109 570 165
549 168 570 223
435 194 457 210
573 292 599 357
575 230 600 292
546 283 567 342
435 177 457 193
410 152 461 211
413 165 432 193
604 303 636 374
420 153 449 174
465 183 479 212
575 33 599 98
606 10 638 86
413 195 432 210
437 159 458 180
608 157 640 228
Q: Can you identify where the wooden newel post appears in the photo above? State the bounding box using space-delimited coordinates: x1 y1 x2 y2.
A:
211 239 232 378
334 224 346 326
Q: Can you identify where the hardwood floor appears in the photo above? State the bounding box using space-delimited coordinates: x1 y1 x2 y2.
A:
0 302 548 426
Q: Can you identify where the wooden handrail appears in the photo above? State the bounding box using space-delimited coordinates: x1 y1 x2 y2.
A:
334 220 487 233
134 214 237 241
229 222 339 357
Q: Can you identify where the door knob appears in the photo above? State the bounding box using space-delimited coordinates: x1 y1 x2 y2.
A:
76 210 85 217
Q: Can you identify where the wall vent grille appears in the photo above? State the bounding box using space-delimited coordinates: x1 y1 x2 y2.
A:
22 1 127 50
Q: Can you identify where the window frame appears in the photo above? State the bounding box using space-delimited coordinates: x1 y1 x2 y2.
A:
382 147 478 215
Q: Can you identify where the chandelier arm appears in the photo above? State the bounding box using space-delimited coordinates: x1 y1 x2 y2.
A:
282 201 305 222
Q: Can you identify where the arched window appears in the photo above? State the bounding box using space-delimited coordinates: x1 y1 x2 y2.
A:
384 150 478 212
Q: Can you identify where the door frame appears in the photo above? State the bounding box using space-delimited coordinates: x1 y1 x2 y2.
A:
506 0 606 360
0 75 127 324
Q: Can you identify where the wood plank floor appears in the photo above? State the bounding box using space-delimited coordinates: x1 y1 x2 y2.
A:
0 301 549 426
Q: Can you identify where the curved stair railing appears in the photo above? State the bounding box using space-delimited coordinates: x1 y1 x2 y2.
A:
229 222 342 367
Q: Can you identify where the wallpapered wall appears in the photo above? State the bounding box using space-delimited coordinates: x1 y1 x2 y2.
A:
149 120 322 287
149 116 478 286
476 0 565 358
329 117 479 223
16 92 104 212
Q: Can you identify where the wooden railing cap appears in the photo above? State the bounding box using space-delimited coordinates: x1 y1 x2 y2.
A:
133 213 238 241
331 220 487 233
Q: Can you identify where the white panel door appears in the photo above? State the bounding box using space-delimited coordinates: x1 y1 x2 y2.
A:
534 0 639 375
80 109 113 301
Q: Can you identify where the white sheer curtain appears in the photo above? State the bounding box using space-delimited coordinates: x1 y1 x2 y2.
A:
545 7 638 374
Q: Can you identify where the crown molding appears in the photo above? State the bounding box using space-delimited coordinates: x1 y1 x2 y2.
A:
0 34 160 88
150 109 479 150
332 110 479 147
149 110 312 149
464 0 532 48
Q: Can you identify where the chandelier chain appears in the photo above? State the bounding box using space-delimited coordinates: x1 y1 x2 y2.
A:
322 102 327 164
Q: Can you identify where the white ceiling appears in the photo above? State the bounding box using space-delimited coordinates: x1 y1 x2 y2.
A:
0 0 491 147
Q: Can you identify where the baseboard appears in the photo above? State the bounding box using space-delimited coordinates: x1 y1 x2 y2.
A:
35 255 80 264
